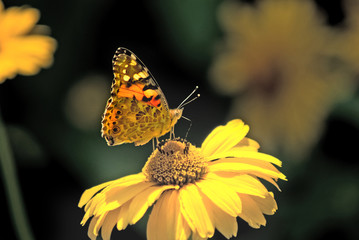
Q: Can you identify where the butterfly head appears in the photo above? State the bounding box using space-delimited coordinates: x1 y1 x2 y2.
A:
170 108 183 127
170 86 200 128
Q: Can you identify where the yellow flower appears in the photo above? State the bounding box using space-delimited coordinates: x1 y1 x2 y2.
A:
78 119 286 240
0 1 56 83
209 0 356 159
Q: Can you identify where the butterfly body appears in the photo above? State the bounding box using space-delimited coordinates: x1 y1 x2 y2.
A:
101 47 183 146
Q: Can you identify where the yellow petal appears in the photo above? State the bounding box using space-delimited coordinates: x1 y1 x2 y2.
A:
93 212 108 236
196 178 241 217
101 208 121 240
80 209 91 226
207 150 282 167
116 201 131 231
208 161 283 180
251 192 278 215
87 216 99 240
191 233 207 240
78 173 145 208
163 190 181 240
202 195 238 239
96 181 155 216
87 212 109 238
201 119 249 157
206 172 268 198
238 194 266 229
259 175 283 191
0 6 40 37
147 190 174 240
176 213 192 240
128 185 177 224
146 189 191 240
78 180 116 208
2 36 56 75
179 184 215 239
108 172 147 187
0 55 22 82
147 194 162 240
235 137 260 151
81 193 106 225
210 157 287 182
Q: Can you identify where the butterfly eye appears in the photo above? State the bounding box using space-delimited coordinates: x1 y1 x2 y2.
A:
113 127 119 133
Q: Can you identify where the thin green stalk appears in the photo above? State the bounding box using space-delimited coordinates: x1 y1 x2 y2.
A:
0 111 35 240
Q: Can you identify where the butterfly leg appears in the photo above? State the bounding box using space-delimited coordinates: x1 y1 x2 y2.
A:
152 138 155 151
170 126 176 140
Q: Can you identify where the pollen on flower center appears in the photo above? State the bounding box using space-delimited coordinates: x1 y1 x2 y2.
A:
142 138 207 186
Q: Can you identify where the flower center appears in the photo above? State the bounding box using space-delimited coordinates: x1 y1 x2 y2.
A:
142 138 207 186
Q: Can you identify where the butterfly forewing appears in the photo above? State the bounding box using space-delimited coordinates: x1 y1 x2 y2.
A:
101 47 182 146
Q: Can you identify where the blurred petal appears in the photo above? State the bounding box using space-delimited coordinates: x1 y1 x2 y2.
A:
0 6 40 37
2 36 56 74
0 2 56 83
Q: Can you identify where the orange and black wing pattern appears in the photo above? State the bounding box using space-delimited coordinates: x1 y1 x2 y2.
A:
101 47 180 146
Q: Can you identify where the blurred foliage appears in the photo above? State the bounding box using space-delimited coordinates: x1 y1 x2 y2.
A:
0 0 358 240
148 0 220 71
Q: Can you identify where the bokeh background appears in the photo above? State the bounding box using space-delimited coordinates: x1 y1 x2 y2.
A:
1 0 359 239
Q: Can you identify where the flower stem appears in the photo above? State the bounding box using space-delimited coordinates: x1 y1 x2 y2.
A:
0 111 35 240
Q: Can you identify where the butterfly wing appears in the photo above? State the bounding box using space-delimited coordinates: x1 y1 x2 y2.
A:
101 47 173 146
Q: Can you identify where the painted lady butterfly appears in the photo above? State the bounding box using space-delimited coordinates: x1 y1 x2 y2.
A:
101 47 183 146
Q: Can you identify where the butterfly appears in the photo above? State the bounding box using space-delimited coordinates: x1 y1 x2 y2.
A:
101 47 185 146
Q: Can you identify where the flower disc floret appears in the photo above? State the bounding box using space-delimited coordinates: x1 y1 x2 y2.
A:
143 139 208 186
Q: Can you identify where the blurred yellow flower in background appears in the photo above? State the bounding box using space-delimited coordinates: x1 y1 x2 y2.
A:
0 1 56 83
209 0 357 159
334 0 359 72
78 119 286 240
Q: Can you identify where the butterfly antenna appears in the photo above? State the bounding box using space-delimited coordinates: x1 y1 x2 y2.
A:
181 116 192 140
179 94 200 108
177 86 200 109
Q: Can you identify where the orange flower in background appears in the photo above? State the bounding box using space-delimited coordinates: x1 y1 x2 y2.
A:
209 0 356 159
78 119 286 240
0 1 56 83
